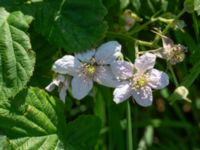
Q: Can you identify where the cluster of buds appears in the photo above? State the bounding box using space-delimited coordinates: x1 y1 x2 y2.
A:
120 9 142 31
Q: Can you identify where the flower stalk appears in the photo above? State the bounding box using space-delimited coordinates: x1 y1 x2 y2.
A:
127 101 133 150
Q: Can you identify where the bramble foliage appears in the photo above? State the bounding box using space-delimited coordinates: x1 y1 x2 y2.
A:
0 0 200 150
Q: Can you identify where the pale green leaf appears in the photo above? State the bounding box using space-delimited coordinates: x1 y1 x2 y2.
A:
0 87 101 150
194 0 200 15
0 7 35 98
0 135 12 150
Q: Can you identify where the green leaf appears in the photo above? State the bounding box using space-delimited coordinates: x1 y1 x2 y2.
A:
0 135 12 150
184 0 194 13
28 33 58 88
34 0 108 53
181 59 200 88
66 115 101 150
194 0 200 15
131 0 141 12
184 0 200 15
0 8 35 98
0 87 101 150
120 0 130 9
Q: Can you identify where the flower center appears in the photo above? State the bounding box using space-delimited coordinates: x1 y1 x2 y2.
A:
87 64 96 74
83 64 96 76
132 75 148 89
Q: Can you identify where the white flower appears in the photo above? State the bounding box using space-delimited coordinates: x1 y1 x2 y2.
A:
45 74 70 102
154 34 187 65
111 53 169 107
53 41 122 100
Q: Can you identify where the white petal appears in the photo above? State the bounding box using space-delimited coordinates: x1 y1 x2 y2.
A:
132 86 153 107
72 76 93 100
113 82 132 104
111 61 133 80
154 48 166 59
59 87 67 102
148 69 169 89
135 53 156 73
94 66 121 88
56 74 65 83
59 78 70 102
52 55 80 76
45 82 56 92
95 41 122 65
161 36 174 50
75 49 95 62
45 74 64 92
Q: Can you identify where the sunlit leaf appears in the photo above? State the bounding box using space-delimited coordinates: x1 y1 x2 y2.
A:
194 0 200 15
0 87 101 150
0 8 35 98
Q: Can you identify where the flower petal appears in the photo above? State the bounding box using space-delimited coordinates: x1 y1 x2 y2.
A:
153 48 166 59
94 66 121 88
161 36 174 50
111 61 133 80
75 49 95 62
59 87 67 102
135 53 156 73
52 55 80 75
58 78 70 102
132 86 153 107
45 82 56 92
148 69 169 89
113 82 132 104
72 76 93 100
45 74 65 92
95 41 122 65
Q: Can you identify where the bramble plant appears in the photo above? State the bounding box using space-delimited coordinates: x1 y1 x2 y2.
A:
0 0 200 150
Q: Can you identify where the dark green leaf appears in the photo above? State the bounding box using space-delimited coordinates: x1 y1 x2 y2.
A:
184 0 194 13
34 0 108 53
66 115 101 150
181 59 200 88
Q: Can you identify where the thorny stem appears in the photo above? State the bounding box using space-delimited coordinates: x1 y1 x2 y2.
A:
138 48 162 54
107 32 154 47
168 63 191 135
152 9 186 45
107 32 136 42
128 19 154 35
129 10 161 35
127 101 133 150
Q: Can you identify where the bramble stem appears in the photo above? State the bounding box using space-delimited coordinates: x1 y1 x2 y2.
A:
168 64 179 87
127 101 133 150
152 9 186 45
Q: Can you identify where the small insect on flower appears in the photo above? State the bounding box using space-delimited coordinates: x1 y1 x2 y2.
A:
153 30 187 65
52 41 122 100
111 53 169 107
45 74 70 102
